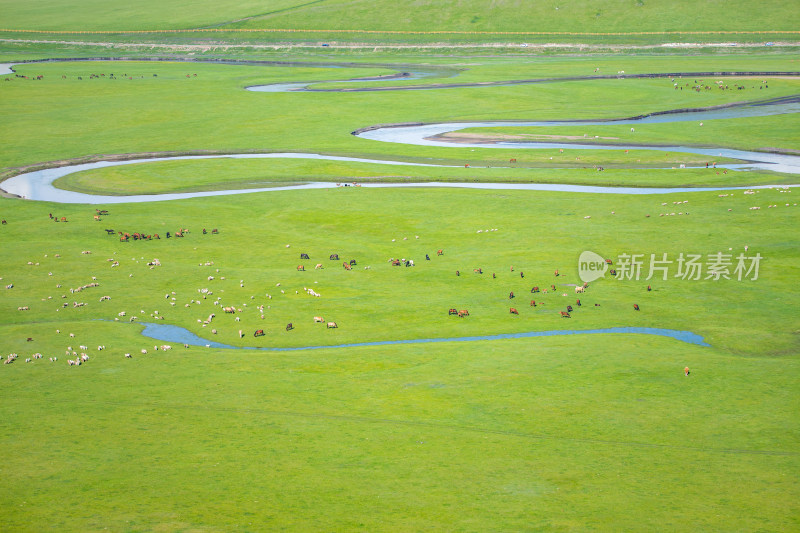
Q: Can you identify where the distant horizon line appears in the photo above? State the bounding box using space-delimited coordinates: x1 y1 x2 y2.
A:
1 28 798 36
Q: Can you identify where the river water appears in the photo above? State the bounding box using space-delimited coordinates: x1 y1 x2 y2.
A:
139 322 710 350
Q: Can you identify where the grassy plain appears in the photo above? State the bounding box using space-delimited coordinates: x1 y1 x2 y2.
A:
1 182 799 531
0 13 798 532
0 0 798 37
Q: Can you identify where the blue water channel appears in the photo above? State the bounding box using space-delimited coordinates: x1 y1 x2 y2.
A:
3 152 798 204
140 322 710 350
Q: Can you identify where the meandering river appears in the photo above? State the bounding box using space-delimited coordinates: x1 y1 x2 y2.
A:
3 60 799 203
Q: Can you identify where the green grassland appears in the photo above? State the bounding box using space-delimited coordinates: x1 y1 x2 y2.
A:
1 0 798 36
54 158 795 194
0 183 798 531
0 14 799 532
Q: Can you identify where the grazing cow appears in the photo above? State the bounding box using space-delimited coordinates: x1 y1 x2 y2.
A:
343 263 351 270
315 264 323 269
567 305 573 312
329 254 339 260
474 268 483 274
576 299 581 306
223 307 235 314
633 304 640 311
510 308 518 315
94 215 100 221
211 229 219 234
326 322 338 329
300 253 309 259
560 311 571 318
437 249 443 256
125 353 132 358
531 286 539 293
448 308 458 315
349 259 357 266
647 285 652 292
554 270 559 277
297 265 305 271
314 316 324 322
458 310 469 317
391 260 401 266
509 292 514 299
286 323 294 331
105 229 115 235
254 329 265 337
575 286 585 293
530 300 536 307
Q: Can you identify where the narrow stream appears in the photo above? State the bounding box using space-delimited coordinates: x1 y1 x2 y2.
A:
139 322 711 350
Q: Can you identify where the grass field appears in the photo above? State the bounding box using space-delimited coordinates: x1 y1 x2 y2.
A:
1 184 798 531
1 0 798 36
0 2 799 531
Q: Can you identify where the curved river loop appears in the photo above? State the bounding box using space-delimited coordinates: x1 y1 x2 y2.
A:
1 60 799 202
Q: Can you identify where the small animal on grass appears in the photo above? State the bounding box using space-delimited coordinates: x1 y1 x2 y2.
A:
510 308 518 315
560 311 571 318
326 321 338 329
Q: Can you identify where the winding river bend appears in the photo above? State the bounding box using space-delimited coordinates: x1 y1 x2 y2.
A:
355 98 800 175
3 60 799 202
3 153 797 204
